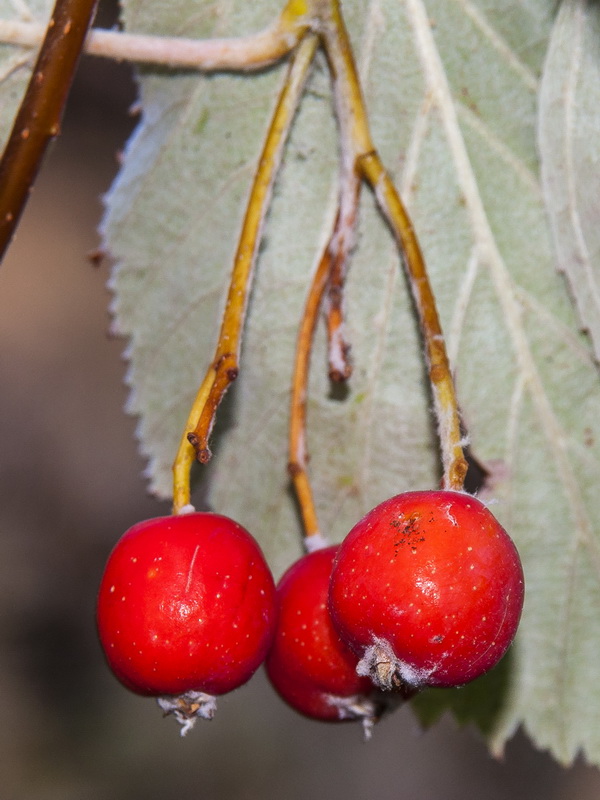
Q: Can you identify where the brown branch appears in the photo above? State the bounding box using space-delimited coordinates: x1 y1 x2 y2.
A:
0 0 99 263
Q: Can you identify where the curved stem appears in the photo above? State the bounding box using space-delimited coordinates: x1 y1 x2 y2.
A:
320 0 468 491
172 371 215 513
288 246 331 543
0 5 309 72
172 32 319 514
359 154 468 490
288 184 363 549
0 0 98 263
288 112 364 549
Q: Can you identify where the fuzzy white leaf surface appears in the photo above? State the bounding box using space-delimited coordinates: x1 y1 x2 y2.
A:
539 0 600 358
96 0 600 765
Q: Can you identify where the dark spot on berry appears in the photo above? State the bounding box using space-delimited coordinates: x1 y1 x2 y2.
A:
391 516 421 553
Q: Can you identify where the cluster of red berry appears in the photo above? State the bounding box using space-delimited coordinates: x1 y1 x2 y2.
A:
97 489 524 735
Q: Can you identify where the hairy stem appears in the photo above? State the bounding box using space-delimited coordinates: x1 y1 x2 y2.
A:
359 155 468 490
0 0 98 262
320 0 468 491
172 33 318 514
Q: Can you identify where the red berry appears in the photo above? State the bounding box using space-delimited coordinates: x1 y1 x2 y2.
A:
328 490 524 691
265 546 385 735
97 512 276 731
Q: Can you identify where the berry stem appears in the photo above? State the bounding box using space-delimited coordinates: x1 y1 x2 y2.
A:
0 0 99 263
288 120 361 549
288 206 358 546
172 32 318 513
359 156 468 491
288 247 330 542
319 1 468 491
172 371 214 512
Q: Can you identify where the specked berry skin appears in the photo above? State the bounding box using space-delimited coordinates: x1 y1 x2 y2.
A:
97 512 277 698
265 546 382 728
328 491 524 690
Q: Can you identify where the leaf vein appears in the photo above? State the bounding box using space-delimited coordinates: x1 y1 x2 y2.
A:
456 102 541 197
562 1 600 314
446 245 479 368
452 0 538 91
406 0 600 575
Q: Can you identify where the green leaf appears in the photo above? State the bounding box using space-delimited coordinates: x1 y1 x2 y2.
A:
101 0 600 766
539 0 600 359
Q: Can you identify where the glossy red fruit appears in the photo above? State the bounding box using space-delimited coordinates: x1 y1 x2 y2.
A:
265 546 383 733
328 490 524 691
97 512 276 729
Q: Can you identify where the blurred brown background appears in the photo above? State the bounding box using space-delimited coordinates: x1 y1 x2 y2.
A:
1 7 599 798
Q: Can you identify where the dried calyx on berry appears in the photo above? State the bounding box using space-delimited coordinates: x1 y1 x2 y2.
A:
97 512 277 734
265 545 399 738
